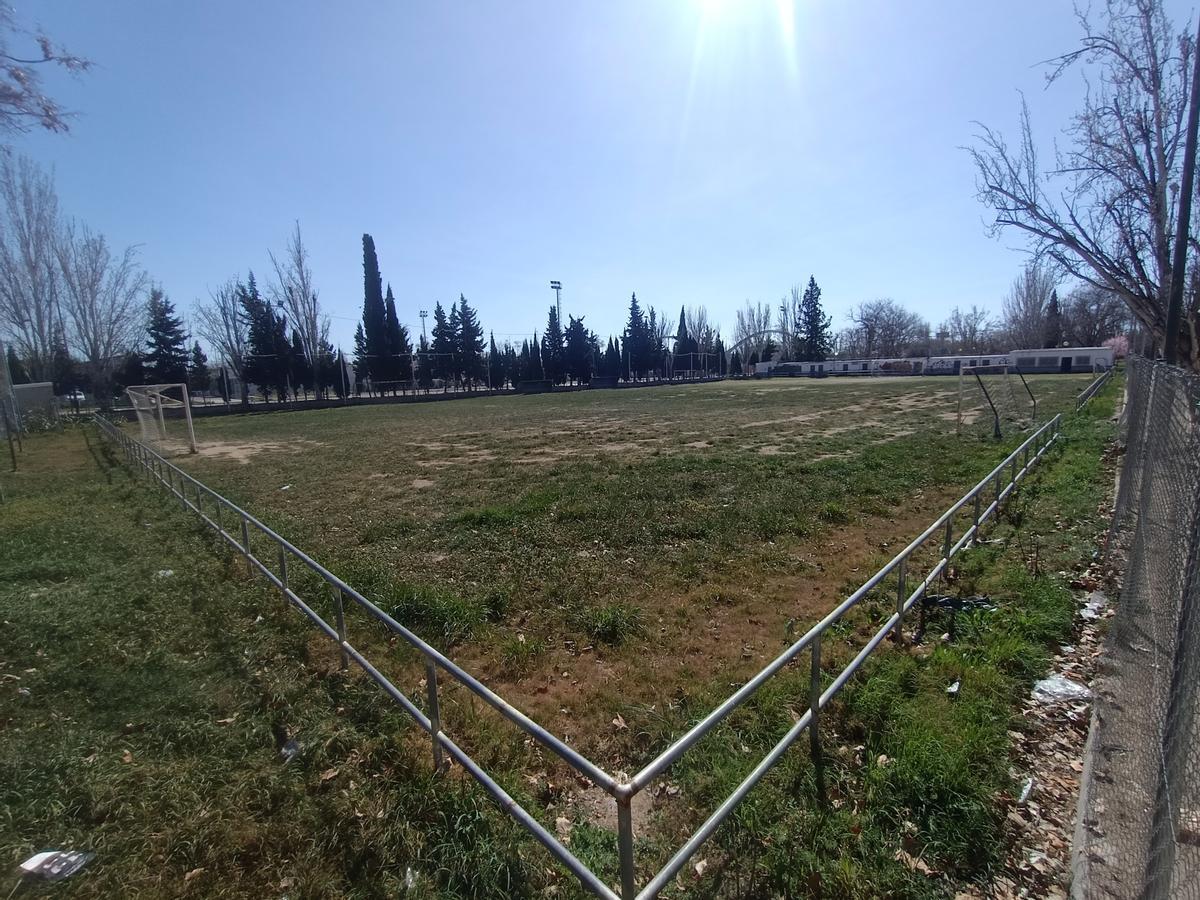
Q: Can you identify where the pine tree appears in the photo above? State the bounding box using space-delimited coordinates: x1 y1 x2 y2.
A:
488 333 504 388
1044 290 1063 348
144 287 189 384
542 305 565 383
5 345 29 384
729 349 742 375
714 336 726 375
564 315 592 384
604 337 620 378
623 293 648 380
361 234 388 385
188 341 211 397
430 302 454 388
457 294 484 388
529 333 544 380
113 352 144 394
353 323 370 393
290 330 310 395
417 333 434 391
384 284 412 392
796 276 832 362
240 275 287 402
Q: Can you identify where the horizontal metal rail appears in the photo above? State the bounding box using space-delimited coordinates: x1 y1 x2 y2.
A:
1077 366 1114 410
92 415 621 900
92 384 1108 898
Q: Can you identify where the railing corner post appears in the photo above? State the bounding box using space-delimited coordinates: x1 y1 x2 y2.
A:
617 793 637 900
809 636 827 808
424 659 446 773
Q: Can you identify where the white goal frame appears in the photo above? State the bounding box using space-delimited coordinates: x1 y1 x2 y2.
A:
956 365 1021 438
126 383 197 453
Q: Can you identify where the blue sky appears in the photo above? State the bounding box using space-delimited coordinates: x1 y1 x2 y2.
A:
21 1 1195 352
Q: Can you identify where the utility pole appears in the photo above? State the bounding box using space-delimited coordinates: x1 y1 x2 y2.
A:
550 280 562 326
1165 16 1200 365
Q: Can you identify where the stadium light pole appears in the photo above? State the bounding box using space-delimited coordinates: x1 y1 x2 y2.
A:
550 280 562 325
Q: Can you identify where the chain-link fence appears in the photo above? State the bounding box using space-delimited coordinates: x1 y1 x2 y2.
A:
1075 358 1200 899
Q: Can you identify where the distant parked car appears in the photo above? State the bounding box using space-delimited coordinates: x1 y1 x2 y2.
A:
65 390 86 402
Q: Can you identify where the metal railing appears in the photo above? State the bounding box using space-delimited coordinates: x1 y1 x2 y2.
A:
94 380 1099 898
1077 365 1115 410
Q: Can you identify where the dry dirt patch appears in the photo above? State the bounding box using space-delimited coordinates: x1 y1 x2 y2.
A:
195 439 324 464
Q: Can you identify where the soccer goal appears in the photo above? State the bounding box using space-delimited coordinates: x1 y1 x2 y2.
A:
126 383 197 454
956 365 1030 439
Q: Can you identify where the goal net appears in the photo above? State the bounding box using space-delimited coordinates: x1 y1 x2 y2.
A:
126 384 196 454
956 366 1031 439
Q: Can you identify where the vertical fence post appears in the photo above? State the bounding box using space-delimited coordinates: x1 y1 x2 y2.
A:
238 513 250 571
894 556 907 643
425 659 446 772
943 516 953 561
277 542 289 604
973 490 982 540
332 585 349 671
809 635 827 806
617 795 637 900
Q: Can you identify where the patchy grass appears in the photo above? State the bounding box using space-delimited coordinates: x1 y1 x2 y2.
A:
0 375 1115 899
166 375 1093 743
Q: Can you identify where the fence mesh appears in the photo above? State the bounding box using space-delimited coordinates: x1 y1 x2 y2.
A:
1077 358 1200 899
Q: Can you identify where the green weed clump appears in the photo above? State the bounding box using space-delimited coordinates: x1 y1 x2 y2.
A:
580 602 643 645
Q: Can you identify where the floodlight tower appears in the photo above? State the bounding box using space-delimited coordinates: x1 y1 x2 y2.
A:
550 280 562 324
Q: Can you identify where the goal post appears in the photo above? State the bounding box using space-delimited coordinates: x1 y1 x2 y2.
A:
956 365 1027 440
126 383 197 454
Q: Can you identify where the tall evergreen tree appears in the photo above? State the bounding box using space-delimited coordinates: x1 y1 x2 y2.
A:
188 341 211 397
487 332 504 388
417 333 434 391
1044 289 1063 348
542 305 565 383
603 336 620 378
5 345 29 384
457 294 484 388
144 287 189 384
623 293 649 380
729 349 743 375
240 275 287 401
796 276 832 361
529 333 544 380
383 284 412 391
430 301 454 388
352 323 370 393
290 330 310 395
564 315 592 384
361 234 388 385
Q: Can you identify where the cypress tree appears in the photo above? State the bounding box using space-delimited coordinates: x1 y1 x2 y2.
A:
488 332 504 388
1044 289 1063 348
361 235 388 384
529 332 544 380
188 341 211 397
144 287 189 384
797 276 832 361
383 284 412 392
730 349 742 375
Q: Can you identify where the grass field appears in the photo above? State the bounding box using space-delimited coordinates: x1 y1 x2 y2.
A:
167 375 1090 743
0 373 1116 898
